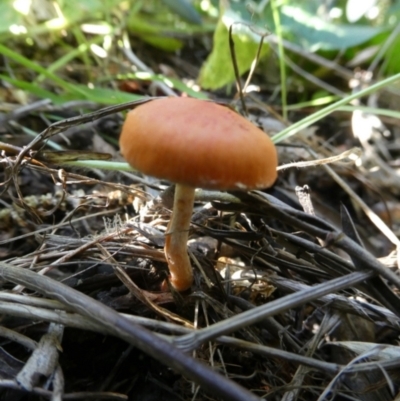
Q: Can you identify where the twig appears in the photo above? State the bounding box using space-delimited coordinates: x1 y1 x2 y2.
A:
174 270 375 351
0 262 262 401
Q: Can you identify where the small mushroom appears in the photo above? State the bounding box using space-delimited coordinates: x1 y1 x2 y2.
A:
119 97 278 291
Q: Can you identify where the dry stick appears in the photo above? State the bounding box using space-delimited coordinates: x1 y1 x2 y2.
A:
11 98 158 175
220 335 400 376
212 190 400 313
0 208 120 246
0 380 126 400
256 192 400 296
16 323 63 392
268 275 399 325
2 299 399 380
282 312 340 401
306 147 400 248
174 270 375 351
0 326 37 350
228 24 247 114
0 299 191 335
2 290 398 381
267 35 354 80
228 295 302 352
218 336 340 376
0 263 261 401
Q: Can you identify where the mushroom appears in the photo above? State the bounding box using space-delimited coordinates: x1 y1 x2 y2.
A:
119 97 278 291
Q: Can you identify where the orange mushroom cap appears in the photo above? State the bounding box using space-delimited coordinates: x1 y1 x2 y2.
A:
119 97 278 190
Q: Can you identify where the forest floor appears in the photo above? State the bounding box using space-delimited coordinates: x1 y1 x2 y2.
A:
1 5 400 400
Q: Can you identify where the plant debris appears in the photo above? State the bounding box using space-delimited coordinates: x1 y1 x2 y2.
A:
1 2 400 399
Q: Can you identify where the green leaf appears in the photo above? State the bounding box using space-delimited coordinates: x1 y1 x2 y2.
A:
0 75 67 104
61 0 122 24
0 42 86 93
198 9 269 90
280 5 387 51
137 34 184 51
67 85 144 104
163 0 202 24
384 35 400 74
128 15 184 51
0 2 23 35
1 74 143 105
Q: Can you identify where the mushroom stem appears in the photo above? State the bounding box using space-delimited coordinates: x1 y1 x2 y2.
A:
164 184 195 291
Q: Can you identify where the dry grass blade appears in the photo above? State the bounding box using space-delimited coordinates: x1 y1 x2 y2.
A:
174 270 375 351
0 380 128 400
0 262 262 401
0 299 191 335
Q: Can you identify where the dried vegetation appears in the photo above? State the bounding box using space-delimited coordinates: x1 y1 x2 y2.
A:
1 17 400 401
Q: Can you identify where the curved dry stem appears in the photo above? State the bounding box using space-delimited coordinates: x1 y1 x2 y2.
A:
164 184 195 291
